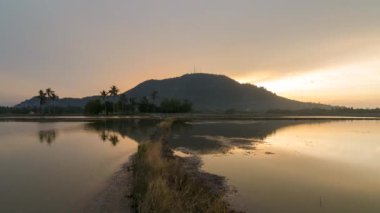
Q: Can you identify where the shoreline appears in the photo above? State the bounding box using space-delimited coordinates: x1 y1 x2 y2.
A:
0 114 379 122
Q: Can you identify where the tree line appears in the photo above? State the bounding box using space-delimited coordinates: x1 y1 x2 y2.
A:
0 86 192 115
84 85 192 115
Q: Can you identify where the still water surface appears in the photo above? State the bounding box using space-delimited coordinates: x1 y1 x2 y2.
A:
169 120 380 213
0 120 156 213
1 119 379 212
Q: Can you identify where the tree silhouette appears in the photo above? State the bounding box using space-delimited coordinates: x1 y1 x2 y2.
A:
38 90 47 115
46 88 53 114
100 90 109 115
129 97 137 113
43 88 59 115
151 90 158 104
84 99 104 115
119 94 127 113
109 85 119 114
138 96 156 112
51 91 58 115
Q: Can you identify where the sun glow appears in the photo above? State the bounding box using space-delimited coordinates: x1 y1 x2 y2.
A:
238 60 380 107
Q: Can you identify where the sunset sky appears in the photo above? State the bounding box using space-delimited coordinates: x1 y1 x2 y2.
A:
0 0 379 107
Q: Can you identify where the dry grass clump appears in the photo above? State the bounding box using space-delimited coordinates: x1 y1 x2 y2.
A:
131 119 230 213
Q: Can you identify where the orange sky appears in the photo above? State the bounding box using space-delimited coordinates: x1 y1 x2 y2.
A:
0 1 379 107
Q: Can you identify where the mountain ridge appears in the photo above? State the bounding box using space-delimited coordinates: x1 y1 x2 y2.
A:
15 73 330 111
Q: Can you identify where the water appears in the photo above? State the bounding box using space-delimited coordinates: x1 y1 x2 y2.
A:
1 119 379 212
0 120 158 213
169 120 380 213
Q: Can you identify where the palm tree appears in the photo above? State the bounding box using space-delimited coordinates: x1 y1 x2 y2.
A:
38 90 47 115
109 85 119 114
100 90 109 115
46 88 53 114
51 91 58 115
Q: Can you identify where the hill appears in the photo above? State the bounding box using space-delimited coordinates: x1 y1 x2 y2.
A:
15 73 330 111
123 73 329 111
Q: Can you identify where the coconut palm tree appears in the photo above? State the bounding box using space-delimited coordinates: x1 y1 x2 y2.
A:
38 90 47 115
109 85 119 114
46 88 53 114
100 90 109 115
51 91 58 115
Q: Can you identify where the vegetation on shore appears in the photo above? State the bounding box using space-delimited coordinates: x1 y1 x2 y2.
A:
36 88 59 114
84 86 192 115
0 105 83 115
1 83 379 116
0 86 193 115
130 119 231 213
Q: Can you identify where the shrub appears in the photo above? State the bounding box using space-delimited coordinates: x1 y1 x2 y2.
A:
84 100 104 115
159 98 192 113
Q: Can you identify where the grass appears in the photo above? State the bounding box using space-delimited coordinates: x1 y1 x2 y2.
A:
131 119 231 213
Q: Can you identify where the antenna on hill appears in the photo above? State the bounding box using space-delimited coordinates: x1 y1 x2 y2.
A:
192 65 203 73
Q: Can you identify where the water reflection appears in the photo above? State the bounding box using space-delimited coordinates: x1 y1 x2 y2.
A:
5 119 377 213
108 134 119 146
80 119 332 154
198 120 380 213
169 120 330 154
96 129 120 146
0 121 139 213
84 119 160 145
38 129 58 145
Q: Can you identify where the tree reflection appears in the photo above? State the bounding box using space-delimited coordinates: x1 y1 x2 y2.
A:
100 130 108 142
167 120 332 154
108 134 119 146
83 119 330 154
84 119 160 145
38 129 57 145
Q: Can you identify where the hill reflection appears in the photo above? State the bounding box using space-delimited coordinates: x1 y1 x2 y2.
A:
83 119 329 153
168 120 327 154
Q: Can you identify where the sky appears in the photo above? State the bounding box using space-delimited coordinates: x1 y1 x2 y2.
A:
0 0 379 107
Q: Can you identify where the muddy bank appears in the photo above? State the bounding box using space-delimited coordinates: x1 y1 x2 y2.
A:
84 161 133 213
